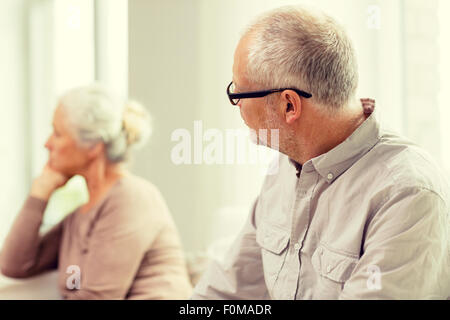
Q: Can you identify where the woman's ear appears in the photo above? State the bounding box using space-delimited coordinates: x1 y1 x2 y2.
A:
87 142 105 160
281 90 302 124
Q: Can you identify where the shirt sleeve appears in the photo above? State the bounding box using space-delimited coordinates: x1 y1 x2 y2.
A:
62 195 160 300
339 187 450 299
0 196 62 278
191 198 270 300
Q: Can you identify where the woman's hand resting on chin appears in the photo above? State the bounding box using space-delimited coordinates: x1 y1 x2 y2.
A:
30 163 70 201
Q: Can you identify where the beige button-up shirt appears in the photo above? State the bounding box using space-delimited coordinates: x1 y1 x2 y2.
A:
192 106 450 299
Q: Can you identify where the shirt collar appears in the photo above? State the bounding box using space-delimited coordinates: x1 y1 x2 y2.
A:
289 158 303 178
289 99 381 183
312 99 381 183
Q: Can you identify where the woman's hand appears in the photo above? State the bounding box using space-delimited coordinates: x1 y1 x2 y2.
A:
30 163 70 201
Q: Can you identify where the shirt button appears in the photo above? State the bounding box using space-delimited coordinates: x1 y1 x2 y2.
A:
327 173 334 180
294 243 301 251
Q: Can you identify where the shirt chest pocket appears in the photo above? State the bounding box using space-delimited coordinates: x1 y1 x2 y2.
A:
311 244 359 298
256 222 290 292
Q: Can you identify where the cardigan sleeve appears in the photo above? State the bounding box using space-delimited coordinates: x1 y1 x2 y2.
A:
0 196 63 278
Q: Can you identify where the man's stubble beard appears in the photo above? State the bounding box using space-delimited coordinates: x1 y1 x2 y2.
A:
248 101 299 157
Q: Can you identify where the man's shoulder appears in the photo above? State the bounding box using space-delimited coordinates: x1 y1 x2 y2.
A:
367 131 450 201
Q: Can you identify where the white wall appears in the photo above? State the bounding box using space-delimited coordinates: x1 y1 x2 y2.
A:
128 0 205 252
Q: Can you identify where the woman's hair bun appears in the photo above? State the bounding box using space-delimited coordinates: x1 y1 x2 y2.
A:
122 100 152 148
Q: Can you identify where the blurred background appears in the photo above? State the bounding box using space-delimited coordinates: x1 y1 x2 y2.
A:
0 0 449 262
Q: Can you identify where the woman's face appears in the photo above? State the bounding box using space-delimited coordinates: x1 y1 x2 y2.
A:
45 106 92 176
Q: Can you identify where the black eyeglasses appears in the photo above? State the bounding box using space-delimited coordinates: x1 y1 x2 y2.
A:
227 81 312 105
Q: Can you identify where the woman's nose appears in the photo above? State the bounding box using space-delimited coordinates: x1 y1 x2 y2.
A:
44 136 52 150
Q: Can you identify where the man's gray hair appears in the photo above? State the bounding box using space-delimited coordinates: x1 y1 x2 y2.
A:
59 84 152 163
245 5 358 110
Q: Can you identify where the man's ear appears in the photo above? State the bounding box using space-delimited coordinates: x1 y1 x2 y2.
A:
281 90 302 124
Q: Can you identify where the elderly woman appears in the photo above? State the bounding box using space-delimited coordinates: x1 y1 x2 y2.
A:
0 84 192 299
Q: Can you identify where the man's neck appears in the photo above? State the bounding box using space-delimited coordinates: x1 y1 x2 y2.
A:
290 105 367 165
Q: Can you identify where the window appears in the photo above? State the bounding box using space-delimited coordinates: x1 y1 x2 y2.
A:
0 0 128 241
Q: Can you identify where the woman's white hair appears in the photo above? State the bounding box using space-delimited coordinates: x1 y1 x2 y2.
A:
244 5 358 110
59 83 152 163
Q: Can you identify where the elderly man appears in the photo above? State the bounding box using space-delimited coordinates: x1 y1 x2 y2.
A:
192 6 450 299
